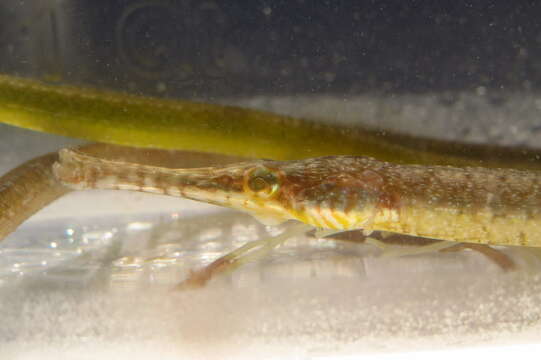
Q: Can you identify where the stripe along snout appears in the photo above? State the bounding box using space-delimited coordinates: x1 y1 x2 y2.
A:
54 150 382 229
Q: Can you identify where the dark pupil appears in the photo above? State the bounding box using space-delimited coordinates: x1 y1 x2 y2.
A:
248 168 278 193
250 176 268 192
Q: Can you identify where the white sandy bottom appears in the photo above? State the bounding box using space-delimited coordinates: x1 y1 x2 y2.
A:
3 270 541 360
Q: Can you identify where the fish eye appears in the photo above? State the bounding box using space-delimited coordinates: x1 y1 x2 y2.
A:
244 166 280 198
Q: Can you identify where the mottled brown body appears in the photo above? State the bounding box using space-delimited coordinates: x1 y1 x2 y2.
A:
54 150 541 247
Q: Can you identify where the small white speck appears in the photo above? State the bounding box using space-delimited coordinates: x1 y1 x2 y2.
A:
126 222 153 231
476 86 486 96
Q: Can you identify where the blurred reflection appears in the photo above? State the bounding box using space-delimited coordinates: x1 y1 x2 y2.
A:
3 1 541 97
